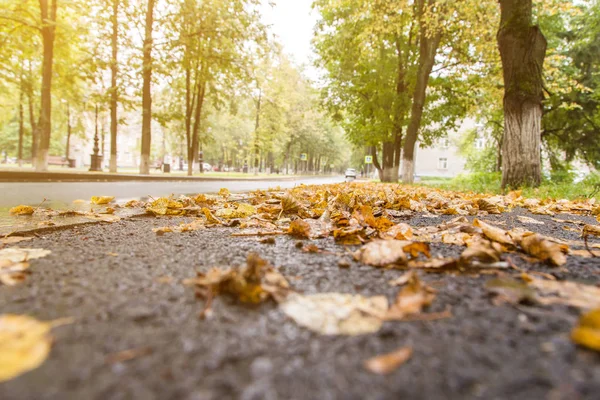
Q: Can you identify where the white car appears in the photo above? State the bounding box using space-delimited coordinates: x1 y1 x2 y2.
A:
345 168 357 179
202 162 212 172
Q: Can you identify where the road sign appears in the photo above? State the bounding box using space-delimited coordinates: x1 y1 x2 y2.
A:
300 153 308 161
365 155 373 164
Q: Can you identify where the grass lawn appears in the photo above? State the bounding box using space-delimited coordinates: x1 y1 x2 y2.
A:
416 172 600 200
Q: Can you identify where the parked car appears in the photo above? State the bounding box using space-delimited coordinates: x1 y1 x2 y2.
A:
345 168 357 179
202 162 212 172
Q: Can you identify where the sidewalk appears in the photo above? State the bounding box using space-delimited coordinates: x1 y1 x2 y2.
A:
0 168 328 182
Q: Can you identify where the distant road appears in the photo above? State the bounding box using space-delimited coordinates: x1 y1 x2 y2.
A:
0 176 344 208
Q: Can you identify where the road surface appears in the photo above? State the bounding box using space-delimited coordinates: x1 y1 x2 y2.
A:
0 176 344 208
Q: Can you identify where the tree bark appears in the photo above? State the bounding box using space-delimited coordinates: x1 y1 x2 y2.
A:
253 87 262 175
498 0 547 188
189 77 206 176
35 0 57 171
65 103 71 160
401 0 441 183
109 0 119 173
139 0 154 175
18 71 24 167
26 61 38 165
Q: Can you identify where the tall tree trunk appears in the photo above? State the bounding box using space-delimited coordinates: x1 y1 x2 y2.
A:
190 78 207 175
35 0 58 172
65 103 71 160
18 71 24 167
498 0 546 188
139 0 154 175
253 87 262 175
109 0 119 173
401 0 441 183
26 62 38 165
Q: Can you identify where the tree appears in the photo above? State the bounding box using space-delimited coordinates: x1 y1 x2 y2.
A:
35 0 58 171
497 0 547 188
140 0 155 175
109 0 119 172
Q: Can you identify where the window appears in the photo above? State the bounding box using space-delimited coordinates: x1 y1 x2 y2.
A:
441 138 450 149
438 157 448 170
475 137 485 149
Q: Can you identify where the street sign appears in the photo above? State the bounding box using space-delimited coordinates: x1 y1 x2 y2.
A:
365 155 373 164
300 153 308 161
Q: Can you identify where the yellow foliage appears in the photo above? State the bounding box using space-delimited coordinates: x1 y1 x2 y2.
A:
9 205 35 215
90 196 115 205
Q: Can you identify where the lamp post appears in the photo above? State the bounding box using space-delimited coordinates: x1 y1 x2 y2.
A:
89 104 103 171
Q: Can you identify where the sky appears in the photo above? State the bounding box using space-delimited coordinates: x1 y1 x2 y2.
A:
260 0 319 70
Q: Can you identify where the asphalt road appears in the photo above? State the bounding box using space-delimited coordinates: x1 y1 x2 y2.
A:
0 176 344 208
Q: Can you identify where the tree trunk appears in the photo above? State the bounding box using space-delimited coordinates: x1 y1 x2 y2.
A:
498 0 547 188
253 87 262 175
109 0 119 173
400 0 442 183
35 0 58 172
18 73 24 167
26 62 38 165
139 0 154 175
65 103 71 160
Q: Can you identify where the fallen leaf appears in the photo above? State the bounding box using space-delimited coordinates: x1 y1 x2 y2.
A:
218 188 231 199
0 248 51 263
9 205 35 215
485 277 537 305
288 219 312 238
473 219 515 247
383 223 413 240
517 216 544 225
280 292 387 335
518 233 568 266
386 273 436 320
0 236 34 245
183 253 291 317
215 203 256 219
354 240 410 267
364 347 413 374
147 197 185 216
459 240 503 267
153 227 173 235
90 196 115 205
388 270 416 286
201 207 222 225
105 346 153 364
0 314 52 382
528 278 600 310
571 309 600 352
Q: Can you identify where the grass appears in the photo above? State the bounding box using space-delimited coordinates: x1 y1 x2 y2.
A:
417 171 600 200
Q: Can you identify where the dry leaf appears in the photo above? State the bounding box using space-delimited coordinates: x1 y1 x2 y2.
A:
90 196 115 205
354 240 410 267
0 236 34 245
528 278 600 310
459 240 503 267
0 314 53 382
288 219 312 238
280 292 387 335
9 205 35 215
485 277 537 305
389 270 417 286
147 197 185 216
473 219 515 247
571 309 600 352
218 188 231 199
215 203 256 219
0 248 51 263
152 227 173 235
518 233 568 266
386 273 436 320
364 347 413 374
384 223 413 240
517 216 544 225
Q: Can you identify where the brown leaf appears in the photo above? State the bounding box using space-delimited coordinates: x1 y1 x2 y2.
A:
364 347 413 375
0 236 34 245
386 273 436 320
383 223 413 240
288 219 311 238
528 278 600 310
473 219 515 247
354 240 409 267
9 205 34 215
519 233 568 266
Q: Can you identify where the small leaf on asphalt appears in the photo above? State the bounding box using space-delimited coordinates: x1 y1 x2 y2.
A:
218 188 231 199
517 216 544 225
90 196 115 205
473 219 515 247
386 273 436 320
364 346 413 374
280 292 387 336
571 309 600 352
9 205 35 215
528 278 600 310
0 236 34 245
354 240 409 267
288 219 311 238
